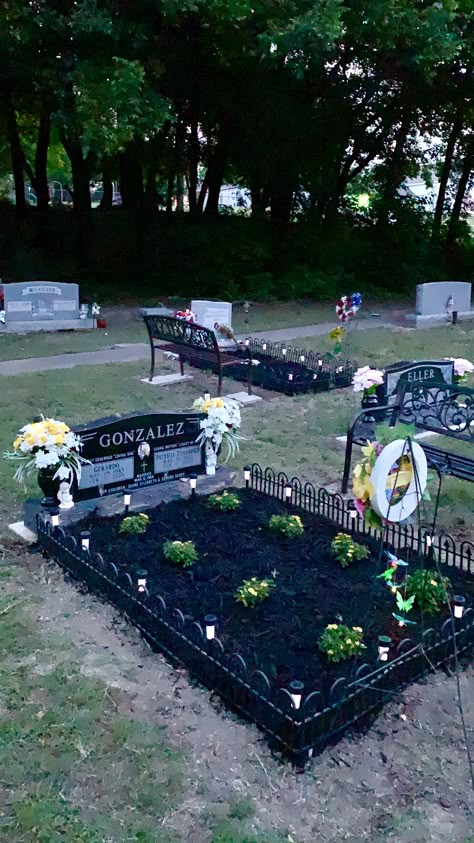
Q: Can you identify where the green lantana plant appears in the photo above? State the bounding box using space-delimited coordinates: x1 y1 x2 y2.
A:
234 576 275 607
163 540 198 568
319 624 366 663
268 514 304 538
208 490 241 511
331 533 369 567
119 513 149 535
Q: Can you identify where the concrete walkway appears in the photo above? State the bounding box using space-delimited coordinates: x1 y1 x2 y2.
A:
0 319 393 376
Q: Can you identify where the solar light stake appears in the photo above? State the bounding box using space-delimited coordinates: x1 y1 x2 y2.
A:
300 355 305 363
204 392 211 401
453 595 465 619
262 342 267 352
189 473 197 497
124 492 131 513
282 347 287 357
204 614 217 640
51 508 60 528
348 499 357 519
284 483 292 508
80 530 90 551
288 373 294 382
137 569 148 593
289 680 304 710
378 635 391 662
318 359 323 369
243 465 251 488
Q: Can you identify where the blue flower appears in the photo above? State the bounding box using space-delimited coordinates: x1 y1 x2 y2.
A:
351 292 363 310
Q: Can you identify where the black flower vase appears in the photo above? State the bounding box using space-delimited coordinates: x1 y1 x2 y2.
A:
37 466 60 510
361 391 379 423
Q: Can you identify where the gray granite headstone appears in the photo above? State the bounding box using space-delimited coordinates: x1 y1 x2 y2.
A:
3 281 79 322
414 281 472 326
191 299 233 344
383 359 454 405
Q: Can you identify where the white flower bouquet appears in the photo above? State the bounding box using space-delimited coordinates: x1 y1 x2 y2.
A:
444 357 474 382
193 396 242 460
352 366 384 395
4 416 88 487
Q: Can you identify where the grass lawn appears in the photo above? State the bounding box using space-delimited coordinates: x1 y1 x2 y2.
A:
0 301 339 362
1 323 473 538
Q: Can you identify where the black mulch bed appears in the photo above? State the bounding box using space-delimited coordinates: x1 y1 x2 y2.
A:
180 347 350 395
73 489 473 694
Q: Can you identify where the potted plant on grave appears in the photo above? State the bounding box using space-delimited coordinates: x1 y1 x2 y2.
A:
444 357 474 384
192 396 242 475
351 365 384 418
3 416 88 510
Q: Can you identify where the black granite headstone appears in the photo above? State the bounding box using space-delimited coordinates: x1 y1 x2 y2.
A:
383 359 454 405
73 411 205 501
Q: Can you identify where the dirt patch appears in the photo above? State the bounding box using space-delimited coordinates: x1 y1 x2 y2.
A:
3 540 472 843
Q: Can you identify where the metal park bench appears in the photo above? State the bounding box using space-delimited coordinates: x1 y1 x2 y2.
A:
342 381 474 493
143 314 253 397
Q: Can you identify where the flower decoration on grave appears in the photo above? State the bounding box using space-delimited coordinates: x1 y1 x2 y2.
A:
4 416 88 492
444 357 474 383
335 292 362 323
174 308 196 322
0 310 5 324
91 302 101 317
351 440 382 527
79 304 89 320
352 365 384 395
193 396 242 474
235 576 275 607
319 624 365 663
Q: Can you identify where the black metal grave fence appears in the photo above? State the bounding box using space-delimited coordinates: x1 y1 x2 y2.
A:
36 463 474 762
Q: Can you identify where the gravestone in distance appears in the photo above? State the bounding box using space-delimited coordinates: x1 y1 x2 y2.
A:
383 359 454 405
413 281 472 327
191 299 233 345
1 280 94 332
74 410 205 501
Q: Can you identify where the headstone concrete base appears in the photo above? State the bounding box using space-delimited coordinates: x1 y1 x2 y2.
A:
1 319 95 333
22 466 236 535
225 391 263 405
407 312 474 328
140 374 193 386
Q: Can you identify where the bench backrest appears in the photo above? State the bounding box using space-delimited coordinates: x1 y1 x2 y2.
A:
397 381 474 442
143 314 220 355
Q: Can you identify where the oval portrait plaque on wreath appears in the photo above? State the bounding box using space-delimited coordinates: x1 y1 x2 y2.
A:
370 439 427 523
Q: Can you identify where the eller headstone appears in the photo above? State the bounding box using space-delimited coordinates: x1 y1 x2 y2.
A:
73 410 205 501
412 281 472 327
191 299 233 345
1 280 94 332
383 359 454 405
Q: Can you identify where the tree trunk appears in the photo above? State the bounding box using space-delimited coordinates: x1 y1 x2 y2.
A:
144 171 157 212
446 137 474 248
61 134 92 217
119 142 144 211
251 182 267 220
100 158 113 210
3 97 27 216
382 114 411 203
188 116 200 215
175 110 185 213
204 150 227 217
270 185 293 229
166 171 174 220
432 118 461 239
34 109 51 215
197 173 208 214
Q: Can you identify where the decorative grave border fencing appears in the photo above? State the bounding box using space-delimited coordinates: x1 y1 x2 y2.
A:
182 337 355 395
36 463 474 762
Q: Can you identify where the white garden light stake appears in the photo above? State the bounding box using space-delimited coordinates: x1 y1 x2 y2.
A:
288 373 294 382
348 499 357 519
137 570 148 593
204 614 217 640
244 465 251 487
282 347 287 357
300 355 305 363
124 492 131 513
378 636 391 662
80 530 90 551
51 508 60 528
289 680 304 710
453 595 466 619
262 342 267 351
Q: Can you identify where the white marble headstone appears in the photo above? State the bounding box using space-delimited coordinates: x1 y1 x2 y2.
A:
191 300 233 343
